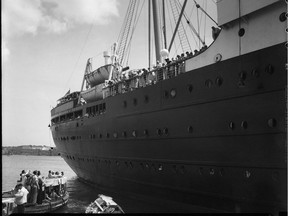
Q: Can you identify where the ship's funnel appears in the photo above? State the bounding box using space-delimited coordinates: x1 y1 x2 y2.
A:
103 51 110 65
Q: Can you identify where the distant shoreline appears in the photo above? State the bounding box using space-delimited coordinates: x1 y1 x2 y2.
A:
2 145 60 156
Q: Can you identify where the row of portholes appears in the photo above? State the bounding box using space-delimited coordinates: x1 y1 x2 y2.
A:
123 95 149 108
88 126 193 139
66 155 75 160
63 155 280 181
229 118 277 130
89 127 185 139
56 136 82 141
121 62 277 107
59 118 276 142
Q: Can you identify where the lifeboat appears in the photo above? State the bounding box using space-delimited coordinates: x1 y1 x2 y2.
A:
85 64 115 87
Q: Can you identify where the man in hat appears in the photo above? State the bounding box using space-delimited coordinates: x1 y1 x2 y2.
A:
13 183 29 213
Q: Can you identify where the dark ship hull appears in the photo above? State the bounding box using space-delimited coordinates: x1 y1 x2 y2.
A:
51 43 287 213
50 0 287 213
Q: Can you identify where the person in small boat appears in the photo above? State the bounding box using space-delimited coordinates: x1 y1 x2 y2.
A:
55 171 62 178
18 170 27 185
29 170 39 205
50 189 60 200
43 192 51 202
2 203 7 216
12 183 29 213
48 170 53 178
37 171 45 204
25 172 33 202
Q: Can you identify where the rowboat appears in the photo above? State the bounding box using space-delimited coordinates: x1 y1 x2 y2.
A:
85 194 124 214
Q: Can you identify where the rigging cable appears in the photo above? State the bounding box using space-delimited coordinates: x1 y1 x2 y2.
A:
167 2 179 58
186 4 199 50
124 0 145 67
193 0 218 26
196 2 200 48
204 0 207 44
182 4 205 48
117 0 137 65
63 21 95 95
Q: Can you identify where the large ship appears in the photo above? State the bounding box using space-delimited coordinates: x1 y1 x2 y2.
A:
50 0 287 213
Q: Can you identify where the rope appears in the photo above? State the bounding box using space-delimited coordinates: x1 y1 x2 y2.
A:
124 0 145 66
196 4 200 48
62 23 95 95
167 2 178 58
204 0 207 44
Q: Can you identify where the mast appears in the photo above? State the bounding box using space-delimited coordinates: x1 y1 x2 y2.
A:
151 0 161 62
162 0 167 49
148 0 151 68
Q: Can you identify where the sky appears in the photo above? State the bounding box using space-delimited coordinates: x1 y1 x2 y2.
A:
2 0 217 147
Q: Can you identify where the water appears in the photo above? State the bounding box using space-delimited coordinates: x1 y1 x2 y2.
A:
2 155 217 213
1 155 165 213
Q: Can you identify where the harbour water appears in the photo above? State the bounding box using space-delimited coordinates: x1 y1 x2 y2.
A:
2 155 219 213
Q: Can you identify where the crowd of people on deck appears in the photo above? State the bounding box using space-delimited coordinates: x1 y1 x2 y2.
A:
103 44 210 98
8 170 65 212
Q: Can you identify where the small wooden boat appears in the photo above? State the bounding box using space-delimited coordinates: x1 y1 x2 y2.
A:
85 194 124 214
2 177 69 215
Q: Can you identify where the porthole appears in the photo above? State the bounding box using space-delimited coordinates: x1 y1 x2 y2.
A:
241 121 248 129
132 130 137 137
144 95 149 103
163 128 169 135
99 134 102 139
173 165 177 173
245 170 251 178
209 168 215 175
113 132 118 138
229 122 235 130
205 79 213 88
143 129 149 136
164 90 169 99
279 12 287 22
215 76 223 86
157 128 162 136
106 133 110 138
265 64 274 74
268 118 277 128
170 89 176 98
187 84 193 93
122 131 127 138
123 101 127 108
133 98 138 106
251 69 259 77
219 168 225 176
187 126 193 133
239 71 247 80
199 167 204 175
238 28 245 37
180 166 186 174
